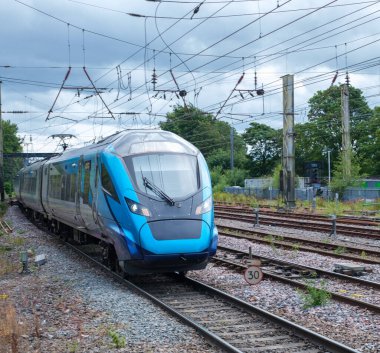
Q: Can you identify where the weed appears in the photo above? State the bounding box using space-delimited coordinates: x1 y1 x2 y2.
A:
292 243 300 252
334 246 346 255
360 250 367 259
322 237 331 244
67 341 79 353
108 329 126 349
16 230 26 235
11 237 25 247
0 258 18 276
299 280 332 309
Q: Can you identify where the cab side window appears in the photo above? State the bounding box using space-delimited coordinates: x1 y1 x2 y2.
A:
101 163 119 202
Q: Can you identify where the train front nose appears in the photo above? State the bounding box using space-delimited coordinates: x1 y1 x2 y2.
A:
139 219 211 254
137 219 212 270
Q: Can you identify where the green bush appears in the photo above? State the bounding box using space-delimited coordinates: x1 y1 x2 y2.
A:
4 182 12 196
299 280 331 309
108 330 126 348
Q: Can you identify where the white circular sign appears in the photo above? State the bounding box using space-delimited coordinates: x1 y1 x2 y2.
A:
244 266 263 285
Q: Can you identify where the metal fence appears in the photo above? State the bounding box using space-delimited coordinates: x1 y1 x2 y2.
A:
224 186 380 202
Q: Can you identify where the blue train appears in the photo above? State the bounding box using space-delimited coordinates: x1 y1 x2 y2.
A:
14 130 218 274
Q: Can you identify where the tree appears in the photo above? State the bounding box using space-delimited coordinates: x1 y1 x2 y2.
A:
3 120 23 192
330 151 363 198
356 106 380 176
296 85 373 177
160 104 248 171
242 122 281 177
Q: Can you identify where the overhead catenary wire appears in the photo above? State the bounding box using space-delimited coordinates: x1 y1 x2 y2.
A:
8 0 380 147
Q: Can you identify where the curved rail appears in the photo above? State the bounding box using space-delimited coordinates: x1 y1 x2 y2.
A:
214 245 380 314
218 225 380 265
215 209 380 239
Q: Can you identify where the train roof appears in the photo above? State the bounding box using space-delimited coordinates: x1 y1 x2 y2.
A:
43 129 199 165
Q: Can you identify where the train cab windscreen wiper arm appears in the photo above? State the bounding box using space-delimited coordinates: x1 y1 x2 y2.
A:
142 176 175 206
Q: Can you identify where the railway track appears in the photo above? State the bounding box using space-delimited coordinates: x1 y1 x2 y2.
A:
67 241 359 353
215 203 380 224
214 245 380 314
12 209 363 353
215 208 380 239
217 225 380 265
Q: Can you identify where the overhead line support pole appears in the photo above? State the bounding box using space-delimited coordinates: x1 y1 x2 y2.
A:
0 81 4 201
341 83 351 180
282 74 295 208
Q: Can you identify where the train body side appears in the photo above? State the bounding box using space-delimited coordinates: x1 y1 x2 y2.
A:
15 130 218 274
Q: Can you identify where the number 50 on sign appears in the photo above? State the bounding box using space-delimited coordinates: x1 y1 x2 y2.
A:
244 266 263 285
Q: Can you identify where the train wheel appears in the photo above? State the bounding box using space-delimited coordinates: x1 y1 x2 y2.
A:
101 244 127 277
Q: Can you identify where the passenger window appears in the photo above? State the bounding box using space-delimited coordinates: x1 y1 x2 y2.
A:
101 163 119 202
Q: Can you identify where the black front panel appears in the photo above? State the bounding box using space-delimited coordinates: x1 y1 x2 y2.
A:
148 219 202 240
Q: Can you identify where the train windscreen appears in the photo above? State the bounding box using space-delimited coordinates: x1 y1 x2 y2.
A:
128 153 199 199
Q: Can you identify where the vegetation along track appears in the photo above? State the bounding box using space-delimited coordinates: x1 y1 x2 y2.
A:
214 245 380 314
66 242 359 353
217 225 380 265
215 206 380 239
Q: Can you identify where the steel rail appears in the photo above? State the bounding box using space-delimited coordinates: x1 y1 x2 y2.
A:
184 276 360 353
63 242 242 353
217 245 380 289
215 205 380 227
215 210 380 239
218 225 380 265
215 202 380 222
213 247 380 314
63 238 360 353
19 209 362 353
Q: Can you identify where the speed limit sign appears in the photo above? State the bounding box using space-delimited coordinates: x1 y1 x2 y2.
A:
244 266 263 285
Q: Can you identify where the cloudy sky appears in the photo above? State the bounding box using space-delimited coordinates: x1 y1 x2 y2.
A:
1 0 379 152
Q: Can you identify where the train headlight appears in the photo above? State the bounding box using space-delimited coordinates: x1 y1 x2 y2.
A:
195 196 212 215
125 197 152 217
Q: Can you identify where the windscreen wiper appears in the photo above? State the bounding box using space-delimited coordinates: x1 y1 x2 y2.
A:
142 176 175 206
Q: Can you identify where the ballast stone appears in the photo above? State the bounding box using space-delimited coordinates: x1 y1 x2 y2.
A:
34 254 47 266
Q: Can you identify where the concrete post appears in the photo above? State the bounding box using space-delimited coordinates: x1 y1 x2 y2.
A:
341 84 351 180
0 81 4 201
282 75 295 208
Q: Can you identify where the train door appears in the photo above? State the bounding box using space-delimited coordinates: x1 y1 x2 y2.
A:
79 156 97 231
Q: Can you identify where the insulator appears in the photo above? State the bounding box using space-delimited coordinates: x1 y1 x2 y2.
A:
151 68 157 85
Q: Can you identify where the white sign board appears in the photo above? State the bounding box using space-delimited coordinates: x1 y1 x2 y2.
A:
244 266 263 285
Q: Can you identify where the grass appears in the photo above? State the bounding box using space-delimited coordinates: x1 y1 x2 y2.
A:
213 193 380 217
67 341 79 353
299 280 332 309
108 329 126 349
334 246 346 255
